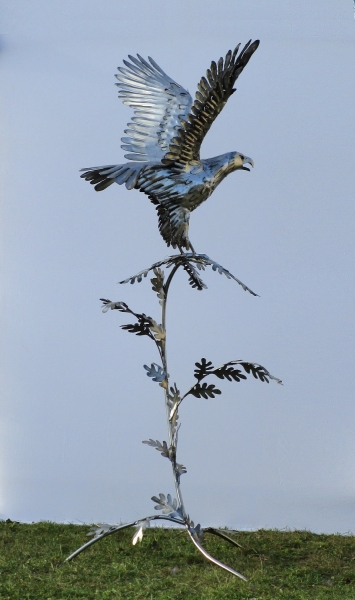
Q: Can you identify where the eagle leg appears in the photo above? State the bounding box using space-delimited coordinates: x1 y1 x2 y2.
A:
178 242 196 255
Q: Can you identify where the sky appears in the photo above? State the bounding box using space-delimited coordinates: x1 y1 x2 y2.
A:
1 1 355 533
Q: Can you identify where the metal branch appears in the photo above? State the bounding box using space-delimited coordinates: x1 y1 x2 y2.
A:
204 527 243 549
65 514 185 562
170 358 281 419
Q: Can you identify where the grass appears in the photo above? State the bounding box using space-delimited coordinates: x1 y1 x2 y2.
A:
1 521 355 599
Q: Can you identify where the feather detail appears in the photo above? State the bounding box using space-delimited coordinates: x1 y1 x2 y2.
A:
162 40 259 165
115 54 193 162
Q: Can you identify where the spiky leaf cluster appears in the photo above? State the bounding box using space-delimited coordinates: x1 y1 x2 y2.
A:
182 262 207 290
101 298 165 353
119 252 257 296
183 358 282 404
195 254 258 296
193 357 281 385
101 298 154 339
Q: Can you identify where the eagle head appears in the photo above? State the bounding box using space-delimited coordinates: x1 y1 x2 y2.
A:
231 152 254 172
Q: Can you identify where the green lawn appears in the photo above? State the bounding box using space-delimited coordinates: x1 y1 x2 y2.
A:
1 521 355 599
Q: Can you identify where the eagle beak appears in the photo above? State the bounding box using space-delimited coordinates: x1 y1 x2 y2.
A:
241 156 254 172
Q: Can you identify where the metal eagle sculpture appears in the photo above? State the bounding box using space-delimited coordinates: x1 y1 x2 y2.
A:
68 39 283 581
81 40 259 252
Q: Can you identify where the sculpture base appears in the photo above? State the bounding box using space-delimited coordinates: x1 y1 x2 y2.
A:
65 514 247 581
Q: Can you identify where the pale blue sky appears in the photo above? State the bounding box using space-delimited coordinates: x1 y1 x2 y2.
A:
1 0 355 532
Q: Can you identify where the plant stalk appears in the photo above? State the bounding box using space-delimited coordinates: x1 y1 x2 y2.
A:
161 263 187 520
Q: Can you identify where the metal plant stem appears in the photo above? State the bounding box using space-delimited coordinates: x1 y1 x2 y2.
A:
161 264 186 517
66 252 281 580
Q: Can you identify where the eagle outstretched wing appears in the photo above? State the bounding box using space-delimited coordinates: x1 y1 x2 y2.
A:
115 55 193 162
162 40 259 166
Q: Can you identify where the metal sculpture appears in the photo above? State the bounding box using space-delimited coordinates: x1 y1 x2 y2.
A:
67 42 281 581
80 40 259 252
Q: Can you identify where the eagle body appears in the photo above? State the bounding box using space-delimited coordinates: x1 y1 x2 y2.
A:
136 152 250 250
81 42 259 251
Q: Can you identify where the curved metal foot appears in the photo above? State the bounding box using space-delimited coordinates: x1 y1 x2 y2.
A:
186 526 247 581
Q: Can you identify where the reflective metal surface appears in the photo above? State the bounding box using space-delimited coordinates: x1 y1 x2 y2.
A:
80 42 259 251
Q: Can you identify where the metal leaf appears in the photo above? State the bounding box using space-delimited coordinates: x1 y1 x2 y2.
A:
188 382 222 399
143 363 168 384
86 523 116 538
213 365 247 382
176 462 187 476
142 439 169 458
132 518 150 546
167 383 181 433
150 267 165 305
119 257 178 287
121 322 151 337
185 253 258 296
240 362 267 382
120 270 150 285
100 299 130 313
190 522 204 542
151 493 181 515
119 259 170 286
194 358 214 381
149 321 166 343
167 383 181 409
194 261 205 272
132 526 144 545
170 407 179 438
236 361 282 384
182 261 207 290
